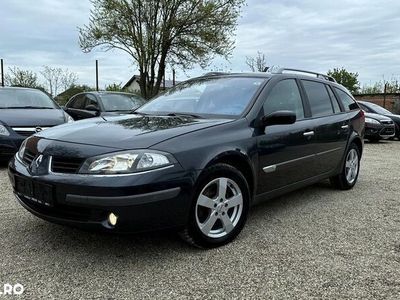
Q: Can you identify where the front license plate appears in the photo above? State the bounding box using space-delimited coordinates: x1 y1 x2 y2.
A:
15 176 54 207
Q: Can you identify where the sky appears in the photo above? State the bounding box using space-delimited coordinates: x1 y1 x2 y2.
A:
1 0 400 90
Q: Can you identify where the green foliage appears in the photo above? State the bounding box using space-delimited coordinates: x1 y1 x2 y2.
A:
105 82 124 91
361 82 383 94
327 67 360 94
79 0 245 98
361 78 400 94
54 84 95 105
4 67 42 89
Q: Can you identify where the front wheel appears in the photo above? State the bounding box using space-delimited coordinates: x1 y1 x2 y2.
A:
330 143 360 190
180 164 250 248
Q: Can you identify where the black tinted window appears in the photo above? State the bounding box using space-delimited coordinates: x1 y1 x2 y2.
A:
85 94 99 109
70 95 86 109
334 88 359 111
263 79 304 120
326 85 341 113
302 80 333 117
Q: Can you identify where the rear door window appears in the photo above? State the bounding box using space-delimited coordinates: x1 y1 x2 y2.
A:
334 88 359 111
302 80 334 117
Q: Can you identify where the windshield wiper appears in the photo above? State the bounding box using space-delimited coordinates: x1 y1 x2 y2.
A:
166 113 203 119
2 106 54 109
131 111 150 116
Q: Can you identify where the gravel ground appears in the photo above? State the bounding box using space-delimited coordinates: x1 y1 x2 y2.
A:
0 141 400 299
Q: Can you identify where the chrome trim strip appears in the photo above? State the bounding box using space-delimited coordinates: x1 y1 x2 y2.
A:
303 131 315 136
315 147 343 156
262 147 343 173
262 165 276 173
12 127 50 131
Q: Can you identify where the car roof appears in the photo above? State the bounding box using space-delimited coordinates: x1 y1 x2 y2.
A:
197 71 347 90
0 86 44 92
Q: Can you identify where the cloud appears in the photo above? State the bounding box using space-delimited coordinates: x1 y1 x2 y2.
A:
1 0 400 90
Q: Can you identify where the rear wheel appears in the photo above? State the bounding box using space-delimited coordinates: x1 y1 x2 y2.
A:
330 143 360 190
180 164 250 248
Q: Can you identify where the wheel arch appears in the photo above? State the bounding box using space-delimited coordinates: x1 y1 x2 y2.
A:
203 151 256 198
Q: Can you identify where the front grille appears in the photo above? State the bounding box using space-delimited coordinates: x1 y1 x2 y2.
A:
23 149 37 165
381 120 393 125
12 127 52 137
51 157 84 174
14 130 35 137
380 127 395 135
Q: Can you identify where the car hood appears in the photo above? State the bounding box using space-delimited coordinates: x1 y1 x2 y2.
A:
0 109 66 127
364 112 392 122
36 114 234 149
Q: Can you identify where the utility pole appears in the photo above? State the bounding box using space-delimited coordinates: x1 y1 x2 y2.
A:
1 59 4 87
95 60 99 91
172 69 176 86
383 82 387 108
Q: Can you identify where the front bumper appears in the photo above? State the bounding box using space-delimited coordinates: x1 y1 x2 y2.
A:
365 123 395 140
8 156 199 233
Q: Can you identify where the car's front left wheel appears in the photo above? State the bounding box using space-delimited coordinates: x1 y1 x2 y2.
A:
180 163 250 248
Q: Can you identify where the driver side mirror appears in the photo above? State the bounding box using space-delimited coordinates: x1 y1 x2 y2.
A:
85 104 100 116
258 110 296 129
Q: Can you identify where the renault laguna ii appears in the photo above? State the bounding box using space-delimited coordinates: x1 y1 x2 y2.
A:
8 69 365 248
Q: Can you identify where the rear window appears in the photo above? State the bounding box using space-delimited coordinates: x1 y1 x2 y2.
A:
334 88 359 111
302 80 334 117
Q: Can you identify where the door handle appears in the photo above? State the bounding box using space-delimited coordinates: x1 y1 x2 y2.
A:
303 131 315 137
341 125 349 129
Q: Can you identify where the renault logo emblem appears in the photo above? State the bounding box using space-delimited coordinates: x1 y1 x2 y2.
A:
35 127 43 133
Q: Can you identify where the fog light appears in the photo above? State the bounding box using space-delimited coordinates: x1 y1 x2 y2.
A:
108 213 118 226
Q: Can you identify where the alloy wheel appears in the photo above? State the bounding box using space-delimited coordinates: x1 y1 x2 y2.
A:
345 149 359 184
195 177 243 238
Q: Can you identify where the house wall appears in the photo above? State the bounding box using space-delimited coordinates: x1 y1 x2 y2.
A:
125 80 141 93
353 93 400 114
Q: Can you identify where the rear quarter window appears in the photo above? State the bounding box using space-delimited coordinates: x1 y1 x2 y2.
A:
334 88 359 111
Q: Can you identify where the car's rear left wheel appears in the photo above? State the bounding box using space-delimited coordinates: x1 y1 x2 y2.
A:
180 163 250 248
330 143 360 190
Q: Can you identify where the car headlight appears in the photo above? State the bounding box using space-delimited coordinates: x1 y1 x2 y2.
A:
0 124 10 136
79 150 176 174
65 113 74 123
17 139 27 161
365 117 380 125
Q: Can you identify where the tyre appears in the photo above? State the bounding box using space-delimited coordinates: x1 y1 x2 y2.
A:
368 137 380 143
330 143 361 190
180 163 250 248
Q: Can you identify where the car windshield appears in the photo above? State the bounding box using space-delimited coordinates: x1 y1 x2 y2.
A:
137 77 265 117
363 102 392 115
100 94 146 111
0 88 57 109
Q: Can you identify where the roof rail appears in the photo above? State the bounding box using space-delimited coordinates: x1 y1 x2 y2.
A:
202 72 230 77
273 68 336 83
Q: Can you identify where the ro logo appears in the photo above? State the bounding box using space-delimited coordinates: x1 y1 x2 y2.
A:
1 283 24 295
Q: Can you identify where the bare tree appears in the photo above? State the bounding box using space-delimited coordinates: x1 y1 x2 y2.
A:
41 66 78 97
245 51 268 72
60 69 78 92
